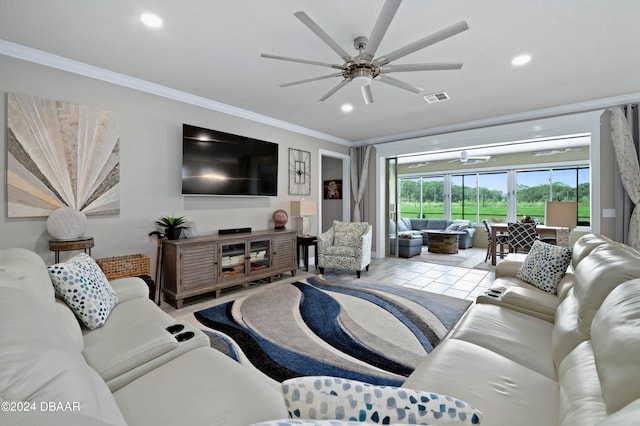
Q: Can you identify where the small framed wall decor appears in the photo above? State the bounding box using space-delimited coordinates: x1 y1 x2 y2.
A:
289 148 311 195
324 179 342 200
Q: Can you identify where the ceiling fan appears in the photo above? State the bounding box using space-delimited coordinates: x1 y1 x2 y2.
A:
261 0 469 104
448 150 492 165
533 147 582 156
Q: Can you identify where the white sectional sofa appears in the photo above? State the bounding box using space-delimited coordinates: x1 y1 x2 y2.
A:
2 233 640 426
403 234 640 425
0 248 288 426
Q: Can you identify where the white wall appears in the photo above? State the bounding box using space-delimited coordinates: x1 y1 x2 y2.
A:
0 55 348 265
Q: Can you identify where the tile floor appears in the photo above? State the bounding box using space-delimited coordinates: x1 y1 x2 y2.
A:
357 250 495 302
164 247 497 317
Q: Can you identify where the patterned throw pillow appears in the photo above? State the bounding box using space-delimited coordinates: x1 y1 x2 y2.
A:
445 223 457 232
516 240 572 294
48 253 118 329
251 421 399 426
453 220 470 231
282 376 483 425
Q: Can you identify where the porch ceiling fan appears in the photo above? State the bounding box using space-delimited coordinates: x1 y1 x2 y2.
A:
448 150 492 165
260 0 469 104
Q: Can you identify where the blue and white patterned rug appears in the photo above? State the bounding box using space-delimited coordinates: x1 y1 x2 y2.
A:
186 275 471 386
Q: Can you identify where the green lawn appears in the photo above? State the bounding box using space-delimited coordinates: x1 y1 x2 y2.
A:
400 201 590 223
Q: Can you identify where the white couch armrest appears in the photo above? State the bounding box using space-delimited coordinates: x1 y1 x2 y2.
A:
109 277 149 302
495 261 523 278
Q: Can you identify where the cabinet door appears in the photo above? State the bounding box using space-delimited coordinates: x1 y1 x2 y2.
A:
272 234 295 270
180 243 217 291
249 239 270 273
220 240 247 280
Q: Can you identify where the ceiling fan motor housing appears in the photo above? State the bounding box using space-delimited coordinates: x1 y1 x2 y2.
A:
346 64 379 86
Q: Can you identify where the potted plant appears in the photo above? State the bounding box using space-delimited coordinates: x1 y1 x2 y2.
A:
156 214 187 240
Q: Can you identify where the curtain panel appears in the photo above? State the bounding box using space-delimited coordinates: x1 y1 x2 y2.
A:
349 145 372 222
610 106 640 249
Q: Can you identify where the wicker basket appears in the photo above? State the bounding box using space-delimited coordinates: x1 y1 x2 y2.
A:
96 254 150 279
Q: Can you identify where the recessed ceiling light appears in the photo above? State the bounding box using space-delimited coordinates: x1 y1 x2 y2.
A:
341 104 353 113
511 54 531 66
140 13 163 29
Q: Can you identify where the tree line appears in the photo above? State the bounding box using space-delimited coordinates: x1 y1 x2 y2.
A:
401 180 589 204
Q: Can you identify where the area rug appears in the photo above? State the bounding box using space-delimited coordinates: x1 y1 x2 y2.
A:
184 275 472 386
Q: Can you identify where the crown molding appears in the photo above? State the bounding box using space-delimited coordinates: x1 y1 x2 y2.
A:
0 39 351 146
356 92 640 146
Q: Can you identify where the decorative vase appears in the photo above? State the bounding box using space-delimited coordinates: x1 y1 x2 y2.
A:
46 207 87 239
166 227 182 240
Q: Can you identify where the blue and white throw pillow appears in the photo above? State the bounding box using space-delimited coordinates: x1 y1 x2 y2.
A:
516 240 572 294
48 253 118 329
282 376 482 425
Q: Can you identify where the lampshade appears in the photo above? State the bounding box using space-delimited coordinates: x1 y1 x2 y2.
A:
291 200 316 217
545 201 577 228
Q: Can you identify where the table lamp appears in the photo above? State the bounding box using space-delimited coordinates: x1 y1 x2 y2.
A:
545 201 577 246
290 200 316 236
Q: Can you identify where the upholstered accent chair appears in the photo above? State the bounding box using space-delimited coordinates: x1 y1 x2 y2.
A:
507 222 538 253
318 220 372 278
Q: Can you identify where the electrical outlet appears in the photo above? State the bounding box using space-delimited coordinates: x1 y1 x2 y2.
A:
602 209 617 218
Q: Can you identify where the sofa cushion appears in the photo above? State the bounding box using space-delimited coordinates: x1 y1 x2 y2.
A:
450 303 556 379
557 340 607 425
516 240 572 294
282 376 483 425
573 243 640 336
48 253 118 329
409 218 429 230
397 218 411 232
114 347 289 425
0 247 56 303
426 219 449 230
591 279 640 414
0 285 127 426
403 339 558 426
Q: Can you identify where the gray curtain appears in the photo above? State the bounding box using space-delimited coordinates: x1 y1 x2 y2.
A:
609 105 640 249
350 145 372 222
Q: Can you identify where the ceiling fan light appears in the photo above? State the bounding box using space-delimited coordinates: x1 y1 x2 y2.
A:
351 69 373 87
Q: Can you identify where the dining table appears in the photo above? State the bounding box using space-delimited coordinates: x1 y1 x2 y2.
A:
490 223 570 265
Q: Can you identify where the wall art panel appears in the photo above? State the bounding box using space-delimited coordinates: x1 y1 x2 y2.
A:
7 93 120 217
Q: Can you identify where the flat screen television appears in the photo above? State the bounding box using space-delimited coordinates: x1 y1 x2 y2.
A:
181 124 278 196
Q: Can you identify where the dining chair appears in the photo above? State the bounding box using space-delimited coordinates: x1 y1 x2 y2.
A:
482 220 508 262
507 222 538 254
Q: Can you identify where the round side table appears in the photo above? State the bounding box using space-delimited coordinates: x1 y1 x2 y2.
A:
49 237 94 263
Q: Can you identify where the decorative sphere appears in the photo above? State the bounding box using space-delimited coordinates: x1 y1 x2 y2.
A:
272 209 288 228
46 207 87 239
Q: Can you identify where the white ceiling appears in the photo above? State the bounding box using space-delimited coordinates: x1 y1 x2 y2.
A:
1 0 639 144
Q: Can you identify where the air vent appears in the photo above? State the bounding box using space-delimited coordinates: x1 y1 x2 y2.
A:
423 91 450 104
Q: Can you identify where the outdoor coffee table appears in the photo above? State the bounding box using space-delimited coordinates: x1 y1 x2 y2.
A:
425 230 467 254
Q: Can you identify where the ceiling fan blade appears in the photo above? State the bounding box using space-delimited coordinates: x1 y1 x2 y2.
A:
361 85 374 104
294 11 355 64
380 63 463 73
360 0 402 62
377 75 423 94
374 20 469 66
261 53 343 69
319 79 350 101
280 73 343 88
